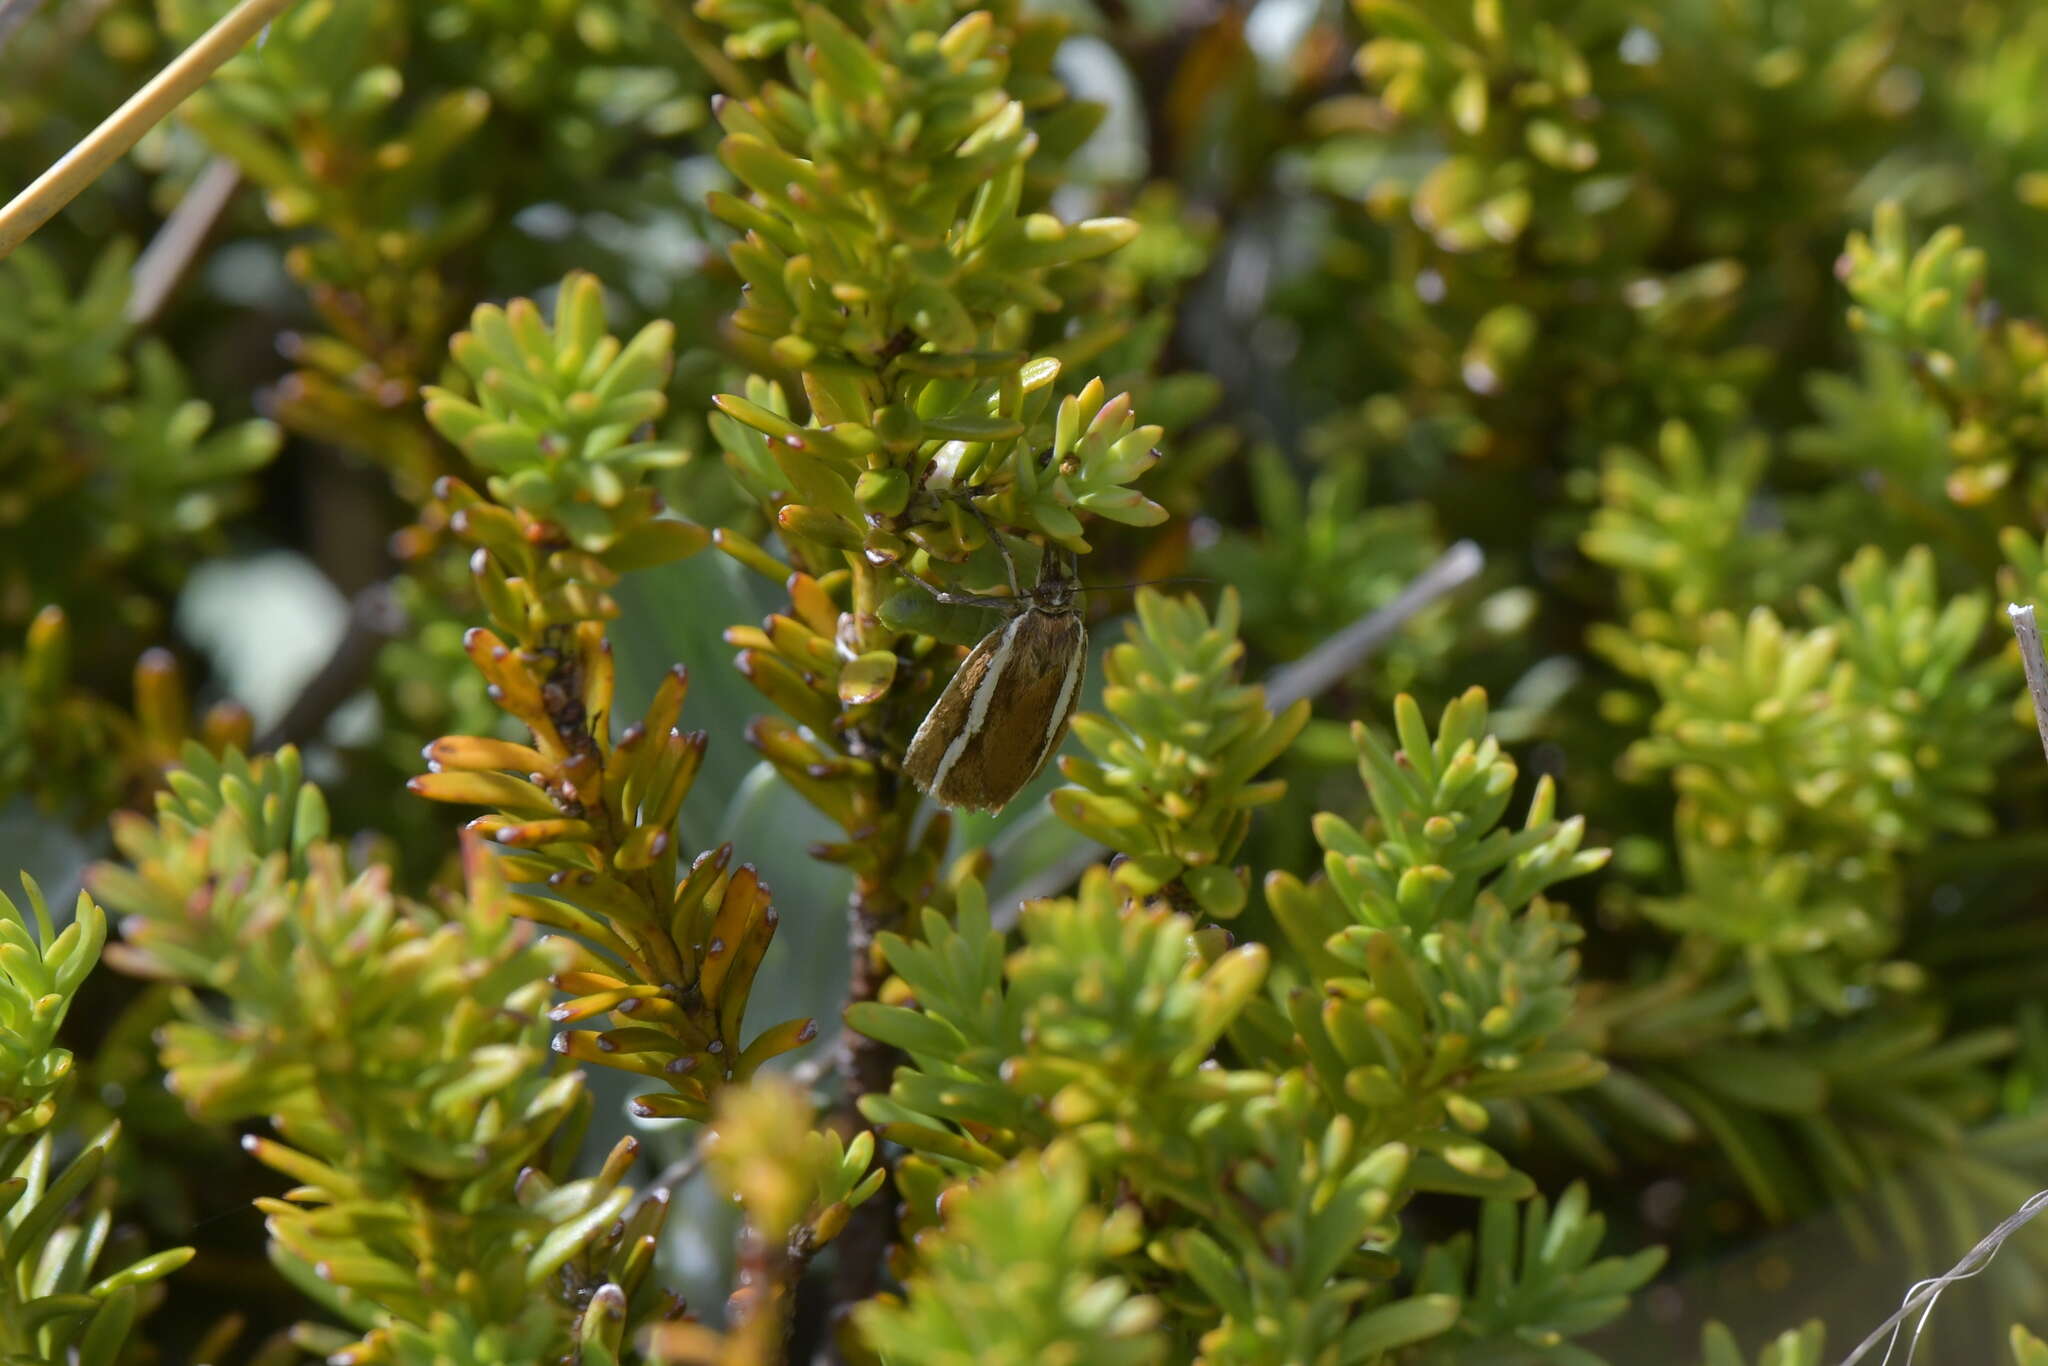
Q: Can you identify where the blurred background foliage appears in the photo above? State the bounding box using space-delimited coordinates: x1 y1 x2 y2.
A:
8 0 2048 1359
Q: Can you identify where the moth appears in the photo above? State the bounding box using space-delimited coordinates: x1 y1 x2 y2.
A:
903 540 1085 813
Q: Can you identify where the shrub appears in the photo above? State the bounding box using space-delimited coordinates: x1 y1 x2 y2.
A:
5 0 2048 1361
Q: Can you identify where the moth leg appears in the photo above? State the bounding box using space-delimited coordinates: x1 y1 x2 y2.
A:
955 494 1021 598
900 572 1015 611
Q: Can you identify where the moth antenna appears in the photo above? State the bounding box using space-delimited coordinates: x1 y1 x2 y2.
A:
948 494 1021 597
1077 576 1215 594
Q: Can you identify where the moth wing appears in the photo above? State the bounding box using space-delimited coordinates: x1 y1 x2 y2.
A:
911 613 1085 813
1029 618 1085 776
1006 614 1085 788
904 623 1010 795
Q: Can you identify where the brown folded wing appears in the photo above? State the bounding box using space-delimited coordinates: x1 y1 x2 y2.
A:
905 610 1085 812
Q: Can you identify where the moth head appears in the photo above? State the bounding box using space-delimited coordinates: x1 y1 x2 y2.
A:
1030 573 1080 616
1028 543 1082 614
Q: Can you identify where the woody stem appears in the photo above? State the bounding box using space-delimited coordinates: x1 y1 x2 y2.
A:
817 874 903 1352
817 558 908 1361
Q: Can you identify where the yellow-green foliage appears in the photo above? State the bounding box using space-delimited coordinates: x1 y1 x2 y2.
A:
0 877 191 1362
15 0 2048 1361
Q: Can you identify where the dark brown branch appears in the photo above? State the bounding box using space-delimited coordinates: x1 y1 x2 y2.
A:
1262 539 1485 709
728 1214 822 1356
648 1146 704 1199
658 0 755 98
0 0 49 55
815 877 902 1364
254 581 408 752
988 539 1487 919
127 155 241 329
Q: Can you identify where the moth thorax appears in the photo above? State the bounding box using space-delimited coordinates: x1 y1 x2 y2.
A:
1029 580 1079 614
